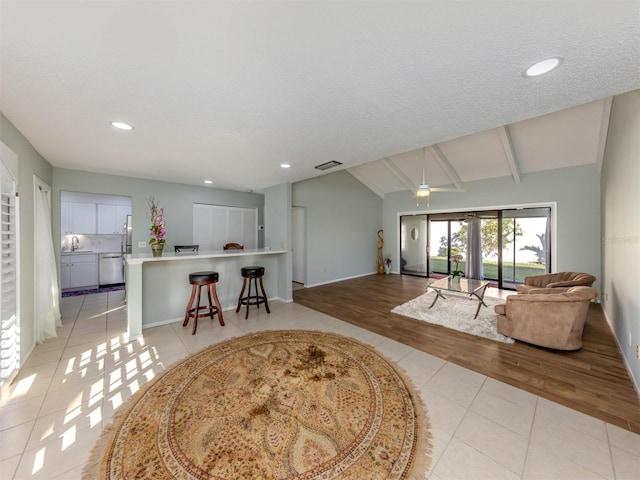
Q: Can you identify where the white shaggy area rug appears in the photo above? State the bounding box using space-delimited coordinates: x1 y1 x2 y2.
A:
391 292 515 344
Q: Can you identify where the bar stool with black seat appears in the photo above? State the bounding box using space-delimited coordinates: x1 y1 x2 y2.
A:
236 266 270 319
183 271 224 334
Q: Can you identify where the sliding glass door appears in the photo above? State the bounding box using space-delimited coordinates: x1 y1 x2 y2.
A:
501 208 551 289
428 219 465 276
400 214 428 276
400 207 551 289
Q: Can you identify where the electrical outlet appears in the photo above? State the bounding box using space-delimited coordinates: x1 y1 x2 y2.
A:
138 241 146 248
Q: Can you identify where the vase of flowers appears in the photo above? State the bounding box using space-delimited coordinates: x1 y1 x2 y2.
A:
450 254 464 283
148 197 166 257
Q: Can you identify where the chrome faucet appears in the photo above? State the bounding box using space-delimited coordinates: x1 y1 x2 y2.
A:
71 236 79 252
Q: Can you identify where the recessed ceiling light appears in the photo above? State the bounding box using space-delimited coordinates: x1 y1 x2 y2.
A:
523 57 563 78
110 121 133 130
280 163 291 169
204 180 213 184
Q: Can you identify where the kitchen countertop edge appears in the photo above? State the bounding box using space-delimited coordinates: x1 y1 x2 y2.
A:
61 251 120 255
125 248 287 265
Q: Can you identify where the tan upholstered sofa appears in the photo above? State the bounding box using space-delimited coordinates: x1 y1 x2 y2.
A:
516 271 596 294
494 286 599 350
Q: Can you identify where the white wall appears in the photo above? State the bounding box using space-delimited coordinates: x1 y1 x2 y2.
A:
0 113 55 361
264 183 292 302
52 168 265 255
601 89 640 391
292 170 383 286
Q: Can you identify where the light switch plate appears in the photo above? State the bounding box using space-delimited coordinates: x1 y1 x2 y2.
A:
138 241 147 248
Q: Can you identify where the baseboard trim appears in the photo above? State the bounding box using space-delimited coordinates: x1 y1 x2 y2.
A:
141 296 288 330
305 271 378 289
602 307 640 396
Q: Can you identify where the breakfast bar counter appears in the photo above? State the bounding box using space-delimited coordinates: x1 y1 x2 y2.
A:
125 248 288 339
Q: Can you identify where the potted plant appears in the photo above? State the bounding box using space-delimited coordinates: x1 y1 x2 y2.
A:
148 197 166 256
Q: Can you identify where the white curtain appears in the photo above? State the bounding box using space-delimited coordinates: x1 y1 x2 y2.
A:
465 217 484 280
34 180 61 343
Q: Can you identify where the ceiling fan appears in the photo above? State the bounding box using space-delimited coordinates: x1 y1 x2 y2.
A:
379 146 464 205
416 165 431 199
413 147 464 204
414 166 432 206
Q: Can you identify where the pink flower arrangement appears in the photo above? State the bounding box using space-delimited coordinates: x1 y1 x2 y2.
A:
148 197 166 245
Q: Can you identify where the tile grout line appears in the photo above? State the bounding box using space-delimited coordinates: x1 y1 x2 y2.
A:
9 296 83 479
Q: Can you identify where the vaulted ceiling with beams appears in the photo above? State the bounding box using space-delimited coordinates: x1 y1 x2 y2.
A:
1 2 639 194
348 98 612 197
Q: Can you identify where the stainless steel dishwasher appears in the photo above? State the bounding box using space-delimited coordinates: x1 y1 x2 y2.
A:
99 253 125 286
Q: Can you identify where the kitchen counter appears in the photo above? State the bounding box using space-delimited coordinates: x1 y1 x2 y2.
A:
124 248 290 340
125 248 284 264
61 251 125 289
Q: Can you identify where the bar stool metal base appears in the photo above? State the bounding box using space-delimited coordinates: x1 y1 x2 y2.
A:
183 271 224 335
236 266 270 319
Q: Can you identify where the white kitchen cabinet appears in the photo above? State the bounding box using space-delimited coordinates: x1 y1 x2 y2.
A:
61 202 96 234
97 204 131 234
61 254 98 289
60 258 71 290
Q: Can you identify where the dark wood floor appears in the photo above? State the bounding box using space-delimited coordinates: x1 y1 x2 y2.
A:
293 274 640 434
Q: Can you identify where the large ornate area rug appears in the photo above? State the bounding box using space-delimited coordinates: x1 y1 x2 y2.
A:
83 330 431 479
392 292 515 344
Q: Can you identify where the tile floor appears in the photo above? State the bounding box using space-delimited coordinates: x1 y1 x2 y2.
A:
1 291 639 479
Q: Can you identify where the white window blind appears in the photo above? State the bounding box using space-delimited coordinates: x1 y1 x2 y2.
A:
0 159 18 387
193 204 258 250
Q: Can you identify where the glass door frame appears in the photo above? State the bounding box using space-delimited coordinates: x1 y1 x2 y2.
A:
399 214 429 277
399 205 554 289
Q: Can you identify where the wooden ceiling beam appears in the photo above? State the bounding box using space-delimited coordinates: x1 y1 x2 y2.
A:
595 97 613 174
381 157 418 192
497 125 521 184
427 145 463 189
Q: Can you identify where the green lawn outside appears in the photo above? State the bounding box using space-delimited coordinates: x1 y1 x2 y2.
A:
428 256 545 283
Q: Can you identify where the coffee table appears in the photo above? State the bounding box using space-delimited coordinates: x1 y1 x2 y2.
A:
426 276 491 319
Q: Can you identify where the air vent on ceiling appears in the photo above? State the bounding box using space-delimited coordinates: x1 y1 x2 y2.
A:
314 160 343 171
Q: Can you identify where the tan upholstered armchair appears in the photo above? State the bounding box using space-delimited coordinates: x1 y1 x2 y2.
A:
516 272 596 294
494 286 598 350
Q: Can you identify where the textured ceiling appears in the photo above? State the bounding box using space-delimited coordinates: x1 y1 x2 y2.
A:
1 1 639 194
